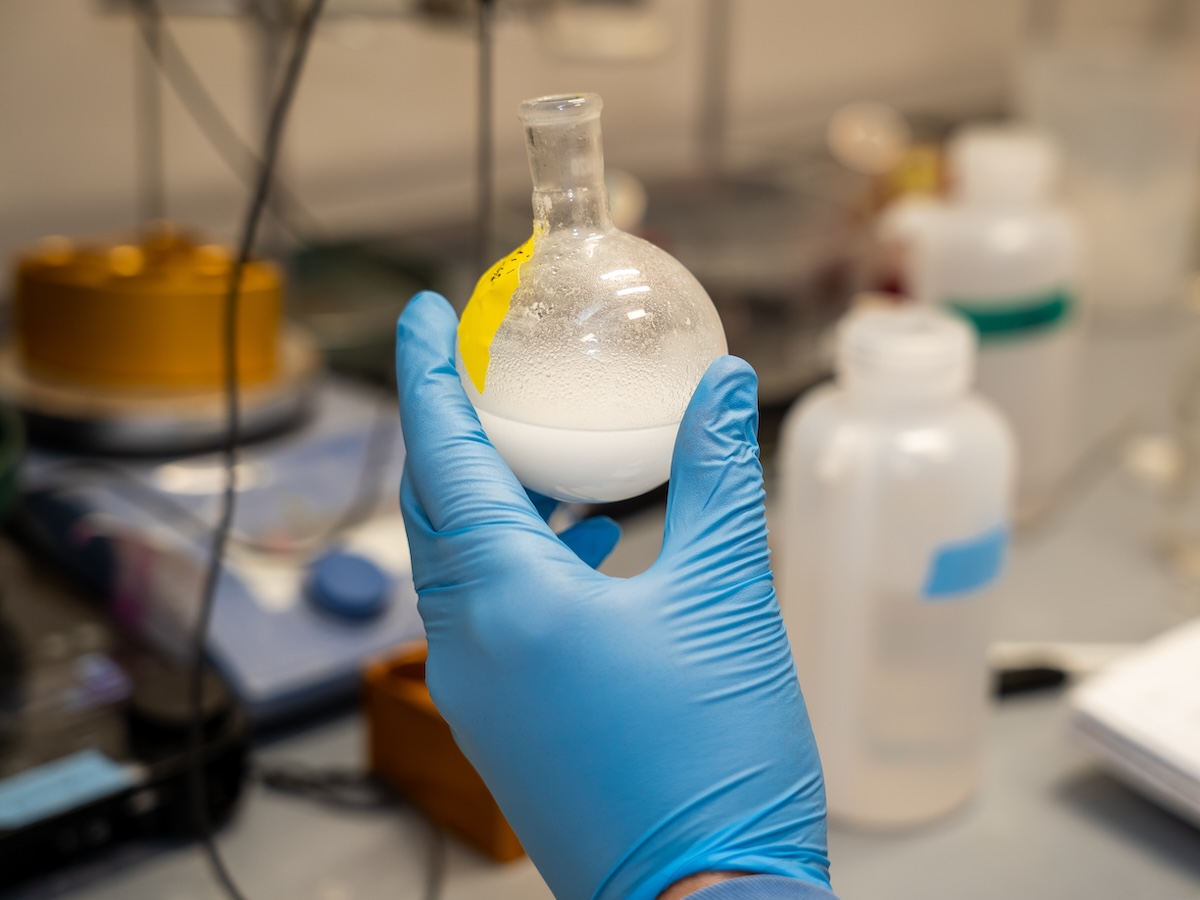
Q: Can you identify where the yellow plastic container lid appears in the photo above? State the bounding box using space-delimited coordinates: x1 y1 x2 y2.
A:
13 224 282 390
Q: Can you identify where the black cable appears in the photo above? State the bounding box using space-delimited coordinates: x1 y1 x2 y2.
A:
124 5 442 897
188 2 326 898
133 0 322 244
257 761 396 810
134 0 167 224
256 759 446 900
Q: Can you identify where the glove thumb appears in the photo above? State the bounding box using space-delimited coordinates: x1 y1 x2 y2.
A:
659 356 770 574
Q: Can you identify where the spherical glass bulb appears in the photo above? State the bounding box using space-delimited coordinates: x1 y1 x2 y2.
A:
458 93 727 503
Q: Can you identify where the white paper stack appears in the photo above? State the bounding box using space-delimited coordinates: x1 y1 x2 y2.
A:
1068 617 1200 829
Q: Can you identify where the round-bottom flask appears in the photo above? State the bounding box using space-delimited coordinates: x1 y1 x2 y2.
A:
458 94 726 503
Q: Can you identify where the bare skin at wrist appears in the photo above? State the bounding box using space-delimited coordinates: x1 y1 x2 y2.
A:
659 872 752 899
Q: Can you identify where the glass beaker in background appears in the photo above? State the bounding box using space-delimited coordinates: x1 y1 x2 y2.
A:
1156 347 1200 611
1016 38 1200 323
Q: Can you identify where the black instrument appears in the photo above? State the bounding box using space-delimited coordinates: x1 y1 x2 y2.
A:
0 538 249 888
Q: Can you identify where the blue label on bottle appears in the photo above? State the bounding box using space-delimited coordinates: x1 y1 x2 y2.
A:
0 750 136 830
922 525 1010 600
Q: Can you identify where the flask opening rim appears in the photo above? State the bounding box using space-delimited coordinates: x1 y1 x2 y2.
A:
519 93 603 127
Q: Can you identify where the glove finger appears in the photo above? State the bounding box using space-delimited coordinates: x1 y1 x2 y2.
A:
395 291 552 537
527 490 558 523
403 464 593 581
558 515 621 570
658 356 771 582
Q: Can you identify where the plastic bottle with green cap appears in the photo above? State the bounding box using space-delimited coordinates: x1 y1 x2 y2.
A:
913 126 1084 516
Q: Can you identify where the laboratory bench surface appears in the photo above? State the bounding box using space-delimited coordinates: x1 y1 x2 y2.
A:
7 322 1200 900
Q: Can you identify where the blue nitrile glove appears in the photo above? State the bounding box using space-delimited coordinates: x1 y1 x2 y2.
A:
396 291 831 900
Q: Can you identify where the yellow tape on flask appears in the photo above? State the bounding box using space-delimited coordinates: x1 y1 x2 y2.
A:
458 234 536 393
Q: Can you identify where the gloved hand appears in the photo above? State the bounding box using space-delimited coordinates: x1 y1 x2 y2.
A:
396 291 829 900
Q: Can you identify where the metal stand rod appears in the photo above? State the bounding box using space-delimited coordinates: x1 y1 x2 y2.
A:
477 0 496 273
135 0 167 224
697 0 731 178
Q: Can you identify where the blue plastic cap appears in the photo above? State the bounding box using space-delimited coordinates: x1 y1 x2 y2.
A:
308 551 392 622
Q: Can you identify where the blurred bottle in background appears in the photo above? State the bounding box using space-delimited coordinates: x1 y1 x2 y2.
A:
872 143 944 298
915 127 1084 518
1016 28 1200 323
777 305 1015 829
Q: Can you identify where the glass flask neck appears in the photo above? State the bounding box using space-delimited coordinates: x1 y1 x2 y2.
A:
521 94 614 237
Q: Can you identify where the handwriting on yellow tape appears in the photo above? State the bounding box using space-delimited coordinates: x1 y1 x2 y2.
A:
457 234 536 393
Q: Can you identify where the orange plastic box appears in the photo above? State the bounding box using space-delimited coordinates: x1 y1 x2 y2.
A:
364 643 524 862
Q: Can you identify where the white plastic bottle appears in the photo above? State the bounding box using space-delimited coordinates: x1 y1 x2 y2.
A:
777 306 1015 828
913 126 1083 516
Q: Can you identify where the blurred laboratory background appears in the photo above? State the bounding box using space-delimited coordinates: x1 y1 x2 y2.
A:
2 0 1200 898
3 0 1035 402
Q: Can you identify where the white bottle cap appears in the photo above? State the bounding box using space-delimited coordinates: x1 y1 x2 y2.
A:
948 126 1059 204
838 304 975 398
